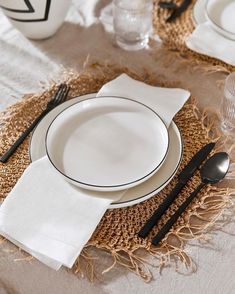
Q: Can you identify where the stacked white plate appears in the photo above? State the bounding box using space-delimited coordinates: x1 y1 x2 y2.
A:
30 94 183 209
192 0 235 40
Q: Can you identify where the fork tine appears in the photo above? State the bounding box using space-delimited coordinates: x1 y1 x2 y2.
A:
56 84 69 105
61 85 70 102
53 84 67 104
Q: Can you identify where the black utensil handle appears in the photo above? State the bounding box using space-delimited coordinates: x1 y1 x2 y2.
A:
167 0 192 22
152 182 204 246
138 181 185 238
159 1 178 9
0 109 49 163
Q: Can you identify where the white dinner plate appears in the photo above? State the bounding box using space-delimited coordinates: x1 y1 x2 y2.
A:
192 0 207 26
45 96 169 191
30 93 183 208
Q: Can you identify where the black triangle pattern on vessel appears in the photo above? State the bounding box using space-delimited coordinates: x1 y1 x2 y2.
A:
0 0 34 13
0 0 51 22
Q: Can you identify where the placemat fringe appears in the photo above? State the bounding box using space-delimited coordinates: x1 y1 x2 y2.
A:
153 0 235 73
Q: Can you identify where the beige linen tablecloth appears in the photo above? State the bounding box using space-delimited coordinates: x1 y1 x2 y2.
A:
0 1 235 293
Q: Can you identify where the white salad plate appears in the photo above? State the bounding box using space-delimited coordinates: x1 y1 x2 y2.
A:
45 96 169 192
30 93 183 208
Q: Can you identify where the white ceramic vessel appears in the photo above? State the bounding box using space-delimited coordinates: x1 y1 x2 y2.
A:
0 0 71 39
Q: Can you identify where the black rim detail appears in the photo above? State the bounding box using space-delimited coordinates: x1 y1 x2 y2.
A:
45 96 170 190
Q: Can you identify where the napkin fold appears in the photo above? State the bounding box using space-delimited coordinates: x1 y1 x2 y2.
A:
186 22 235 67
0 157 123 269
0 74 190 270
98 74 190 127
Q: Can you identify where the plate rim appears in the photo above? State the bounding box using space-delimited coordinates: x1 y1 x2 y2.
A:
205 0 235 36
44 95 170 191
111 122 183 208
192 0 207 26
29 93 183 208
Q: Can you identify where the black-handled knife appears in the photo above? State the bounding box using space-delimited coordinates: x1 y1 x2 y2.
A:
151 183 202 246
138 142 215 238
166 0 192 22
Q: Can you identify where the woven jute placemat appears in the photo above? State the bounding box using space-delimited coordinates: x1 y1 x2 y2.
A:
153 0 235 73
0 66 235 282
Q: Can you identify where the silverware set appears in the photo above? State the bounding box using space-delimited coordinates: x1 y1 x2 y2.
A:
138 143 230 246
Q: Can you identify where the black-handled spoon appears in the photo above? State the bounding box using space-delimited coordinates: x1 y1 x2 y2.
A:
152 152 230 246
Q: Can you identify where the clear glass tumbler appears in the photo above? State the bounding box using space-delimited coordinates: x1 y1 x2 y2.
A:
220 72 235 135
112 0 153 51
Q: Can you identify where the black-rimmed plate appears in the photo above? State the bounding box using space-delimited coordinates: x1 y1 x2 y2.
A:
29 93 183 208
45 96 169 192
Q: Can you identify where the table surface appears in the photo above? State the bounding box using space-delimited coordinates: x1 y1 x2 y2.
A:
0 1 235 294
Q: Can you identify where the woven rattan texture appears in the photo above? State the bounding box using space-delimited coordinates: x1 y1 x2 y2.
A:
153 0 235 73
0 69 233 281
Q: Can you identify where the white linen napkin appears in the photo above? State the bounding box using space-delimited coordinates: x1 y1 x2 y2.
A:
186 22 235 67
0 74 190 270
0 157 124 270
98 74 190 127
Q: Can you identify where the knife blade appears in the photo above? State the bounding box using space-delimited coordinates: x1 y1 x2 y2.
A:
166 0 192 22
138 142 215 238
178 142 215 184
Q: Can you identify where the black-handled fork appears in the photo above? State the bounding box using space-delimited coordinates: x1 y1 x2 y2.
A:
0 84 69 163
